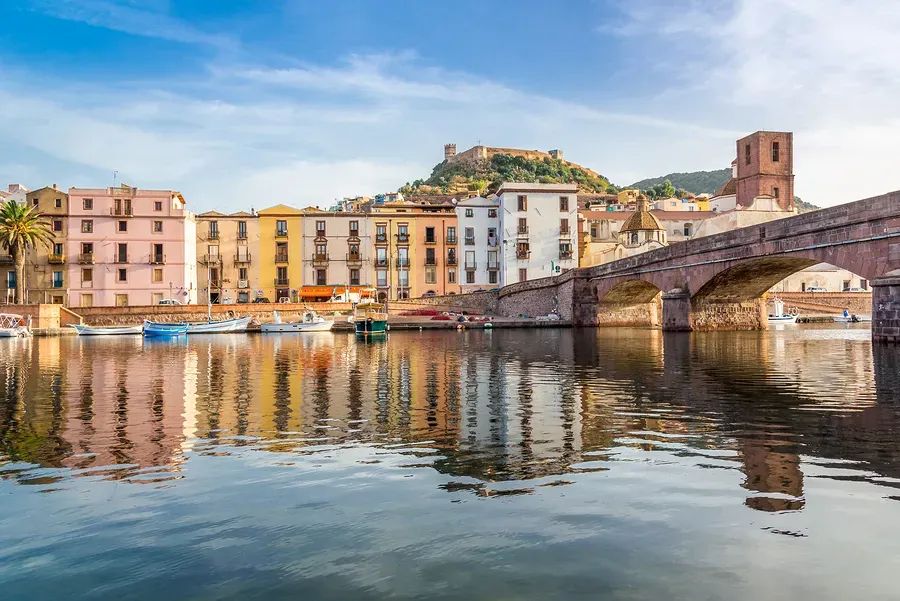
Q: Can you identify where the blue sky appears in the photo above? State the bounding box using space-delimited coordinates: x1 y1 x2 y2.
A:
1 0 898 212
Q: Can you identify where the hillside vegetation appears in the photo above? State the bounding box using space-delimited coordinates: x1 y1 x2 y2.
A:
629 169 731 195
400 154 613 196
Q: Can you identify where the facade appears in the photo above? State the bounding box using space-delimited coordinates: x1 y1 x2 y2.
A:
4 184 30 205
257 204 303 302
196 211 259 304
735 131 794 210
299 210 373 296
66 186 197 307
24 186 68 304
770 264 870 293
496 183 578 285
455 196 501 293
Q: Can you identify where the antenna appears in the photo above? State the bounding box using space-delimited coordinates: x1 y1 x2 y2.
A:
113 171 118 187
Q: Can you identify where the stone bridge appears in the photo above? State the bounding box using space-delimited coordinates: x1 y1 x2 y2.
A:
495 190 900 342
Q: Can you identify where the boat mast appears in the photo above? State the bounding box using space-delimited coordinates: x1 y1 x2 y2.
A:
207 262 212 322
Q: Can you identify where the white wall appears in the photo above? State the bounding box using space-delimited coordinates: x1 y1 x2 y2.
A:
183 217 198 304
455 197 500 291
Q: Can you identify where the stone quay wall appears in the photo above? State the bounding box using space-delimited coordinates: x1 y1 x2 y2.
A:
390 292 499 314
873 275 900 343
0 304 82 330
777 292 873 315
75 302 353 326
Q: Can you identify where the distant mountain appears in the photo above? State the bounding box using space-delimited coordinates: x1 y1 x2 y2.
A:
629 169 732 195
794 197 820 214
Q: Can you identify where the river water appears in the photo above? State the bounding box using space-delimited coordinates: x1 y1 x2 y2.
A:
1 326 899 600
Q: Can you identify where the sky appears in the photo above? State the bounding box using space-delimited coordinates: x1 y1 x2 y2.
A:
1 0 898 212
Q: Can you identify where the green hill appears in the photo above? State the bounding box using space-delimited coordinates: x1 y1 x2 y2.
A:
400 154 612 196
629 169 731 195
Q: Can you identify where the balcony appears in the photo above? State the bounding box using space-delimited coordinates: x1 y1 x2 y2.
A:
559 250 573 260
347 253 363 266
487 261 500 270
234 253 251 265
110 206 133 216
114 255 130 264
77 253 94 264
209 280 221 289
424 257 437 266
375 234 388 244
208 231 220 240
311 253 330 267
275 229 288 238
200 254 222 264
516 250 531 260
237 232 247 241
396 258 410 268
517 226 529 237
559 229 571 237
446 255 458 266
48 253 66 264
274 278 290 287
424 237 437 245
0 254 13 264
374 257 389 267
464 262 477 271
446 236 457 245
396 233 409 243
274 254 289 263
348 230 360 241
149 254 166 265
487 237 498 247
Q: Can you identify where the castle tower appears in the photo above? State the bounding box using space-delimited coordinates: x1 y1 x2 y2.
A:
444 143 457 161
735 131 794 210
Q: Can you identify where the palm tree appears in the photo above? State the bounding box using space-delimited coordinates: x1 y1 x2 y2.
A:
0 200 54 304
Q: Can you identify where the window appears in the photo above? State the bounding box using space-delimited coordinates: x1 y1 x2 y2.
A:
153 220 163 233
772 141 780 162
488 208 497 218
81 242 93 254
53 243 63 255
349 220 359 236
447 248 457 265
465 208 474 217
81 294 93 308
465 227 475 245
118 220 127 232
276 220 288 236
51 295 64 304
425 267 436 284
239 267 248 280
82 268 93 283
55 198 62 208
376 224 387 242
560 242 572 258
376 247 387 265
519 268 527 282
209 221 218 238
590 225 597 238
117 268 127 282
745 143 751 165
83 198 93 210
488 250 498 269
6 271 15 289
860 279 868 290
425 227 435 243
446 226 457 243
53 220 63 232
631 232 639 245
115 294 128 307
349 244 360 259
152 243 164 263
81 220 93 233
275 242 288 261
466 271 475 284
238 221 247 239
518 218 527 234
208 244 219 257
489 271 498 284
350 269 360 285
560 219 570 234
683 223 692 237
516 242 529 258
153 268 163 282
316 220 326 236
517 195 527 211
398 247 409 267
377 270 388 287
448 268 456 284
116 243 128 263
425 248 436 265
315 243 327 257
487 227 497 245
560 196 569 212
397 224 409 241
316 269 326 285
773 187 780 199
465 250 476 269
210 267 220 286
276 266 288 281
842 280 851 291
154 201 163 211
398 270 409 287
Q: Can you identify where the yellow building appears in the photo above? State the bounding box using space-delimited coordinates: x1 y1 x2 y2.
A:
257 205 304 302
617 189 641 204
196 210 259 304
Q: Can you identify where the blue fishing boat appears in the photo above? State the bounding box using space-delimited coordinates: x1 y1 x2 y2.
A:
353 302 388 336
143 320 188 337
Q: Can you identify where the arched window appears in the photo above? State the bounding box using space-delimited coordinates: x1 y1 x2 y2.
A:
630 232 639 245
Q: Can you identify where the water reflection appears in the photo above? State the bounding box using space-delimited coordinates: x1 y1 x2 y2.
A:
1 326 898 513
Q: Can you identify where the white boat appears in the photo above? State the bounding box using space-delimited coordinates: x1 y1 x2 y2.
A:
261 310 334 333
185 315 252 334
833 313 872 323
768 297 798 323
0 314 31 338
70 324 143 336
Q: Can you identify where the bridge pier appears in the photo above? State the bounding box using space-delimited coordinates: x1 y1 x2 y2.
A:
662 289 767 332
872 273 900 343
661 289 692 331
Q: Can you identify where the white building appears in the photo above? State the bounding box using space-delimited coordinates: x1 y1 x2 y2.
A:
4 184 29 205
496 182 578 285
454 196 501 292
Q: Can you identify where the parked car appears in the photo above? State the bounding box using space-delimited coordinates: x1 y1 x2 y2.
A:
422 291 436 298
158 298 182 305
220 296 234 304
806 287 828 292
846 287 868 292
253 297 271 304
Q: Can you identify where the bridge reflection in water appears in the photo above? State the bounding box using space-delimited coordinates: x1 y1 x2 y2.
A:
1 328 898 513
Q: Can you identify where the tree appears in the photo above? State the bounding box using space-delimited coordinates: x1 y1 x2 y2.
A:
0 200 54 304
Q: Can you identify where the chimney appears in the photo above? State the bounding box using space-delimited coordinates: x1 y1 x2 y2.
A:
52 183 58 190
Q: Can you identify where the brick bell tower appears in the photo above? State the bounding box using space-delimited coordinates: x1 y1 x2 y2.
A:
735 131 794 211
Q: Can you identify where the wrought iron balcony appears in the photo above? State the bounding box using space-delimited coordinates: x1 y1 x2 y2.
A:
208 231 220 240
424 257 437 266
424 237 437 245
516 250 531 260
149 254 166 265
275 229 288 238
396 258 410 268
464 262 477 270
77 253 94 264
396 233 409 243
274 254 289 263
274 278 290 287
487 261 500 270
375 234 388 243
559 228 571 237
517 226 529 236
48 253 66 264
464 237 475 246
347 253 363 266
209 280 221 289
200 254 222 264
446 255 458 266
374 257 388 267
234 253 251 265
311 253 330 267
114 254 130 264
559 250 573 260
446 235 457 245
110 206 133 216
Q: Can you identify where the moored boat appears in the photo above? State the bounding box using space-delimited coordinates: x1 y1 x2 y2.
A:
353 302 388 336
185 315 252 334
70 324 143 336
0 314 32 338
767 297 798 323
143 320 188 337
261 310 333 333
833 313 872 323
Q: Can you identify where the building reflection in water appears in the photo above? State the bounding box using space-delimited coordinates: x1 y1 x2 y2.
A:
1 327 898 513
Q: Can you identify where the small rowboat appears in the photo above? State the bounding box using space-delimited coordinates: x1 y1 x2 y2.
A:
143 321 188 337
185 315 252 334
70 324 143 336
261 310 333 333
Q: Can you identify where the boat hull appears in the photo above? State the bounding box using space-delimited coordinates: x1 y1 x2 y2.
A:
186 316 252 334
143 321 188 337
768 315 797 323
261 320 334 333
71 324 143 336
833 315 872 323
355 318 387 335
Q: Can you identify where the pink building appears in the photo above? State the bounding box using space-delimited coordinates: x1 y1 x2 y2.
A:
66 185 198 307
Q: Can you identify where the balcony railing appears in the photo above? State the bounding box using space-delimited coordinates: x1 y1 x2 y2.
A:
77 253 94 264
424 237 437 245
200 254 222 264
208 231 220 240
374 257 388 267
312 253 329 266
275 254 289 263
149 254 166 265
516 250 531 260
234 253 251 264
349 230 360 240
209 280 221 289
396 258 410 268
487 237 498 247
275 229 288 238
487 261 500 270
315 229 327 238
48 253 66 264
424 257 437 266
446 255 457 266
396 233 409 243
465 262 477 270
559 229 571 237
237 232 247 240
375 234 388 243
347 253 363 265
446 236 457 245
517 226 529 236
110 207 133 216
274 278 290 287
114 255 130 264
559 250 573 260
